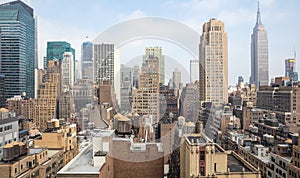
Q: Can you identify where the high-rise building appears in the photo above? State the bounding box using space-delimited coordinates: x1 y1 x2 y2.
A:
120 64 133 113
190 60 199 83
34 60 61 131
250 3 269 87
133 65 140 88
132 53 160 124
61 52 74 91
72 79 93 112
93 43 114 84
81 38 93 80
144 47 165 84
0 1 36 99
173 68 181 89
46 41 75 76
285 58 298 82
199 18 228 104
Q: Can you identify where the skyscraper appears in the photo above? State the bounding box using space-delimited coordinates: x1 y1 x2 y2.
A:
46 41 75 76
199 18 228 104
61 52 74 92
250 2 269 87
81 38 93 80
173 68 181 89
0 0 36 99
144 47 165 84
190 60 199 83
285 58 298 82
120 64 133 113
93 43 114 84
132 52 160 123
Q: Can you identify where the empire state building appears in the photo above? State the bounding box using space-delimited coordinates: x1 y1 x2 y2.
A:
250 2 269 87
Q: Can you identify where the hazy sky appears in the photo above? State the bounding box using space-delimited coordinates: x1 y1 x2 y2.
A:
10 0 300 85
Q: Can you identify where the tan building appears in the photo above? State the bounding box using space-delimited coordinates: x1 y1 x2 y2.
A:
257 85 300 124
180 133 260 178
6 95 34 119
132 53 160 124
34 60 61 131
288 129 300 177
34 124 79 165
0 146 63 178
199 18 228 104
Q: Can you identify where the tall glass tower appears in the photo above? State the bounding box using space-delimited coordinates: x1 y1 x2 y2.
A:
0 0 36 99
81 38 93 80
46 41 75 80
250 2 269 87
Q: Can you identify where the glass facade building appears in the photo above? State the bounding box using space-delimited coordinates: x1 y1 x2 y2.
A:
46 41 75 76
81 40 93 80
0 1 36 99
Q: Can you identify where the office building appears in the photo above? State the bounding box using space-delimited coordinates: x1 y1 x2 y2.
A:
190 60 199 83
285 58 298 82
173 68 181 89
0 116 19 160
180 82 200 122
93 43 114 84
0 1 36 99
34 60 61 131
72 79 93 112
250 3 269 87
199 18 228 104
144 46 165 84
81 38 93 80
61 52 74 91
120 64 133 113
132 52 160 124
257 85 300 124
46 41 76 83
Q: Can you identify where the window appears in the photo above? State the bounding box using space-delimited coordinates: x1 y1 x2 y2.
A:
200 151 205 161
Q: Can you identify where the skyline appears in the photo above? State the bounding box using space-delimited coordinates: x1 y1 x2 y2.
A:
6 0 300 85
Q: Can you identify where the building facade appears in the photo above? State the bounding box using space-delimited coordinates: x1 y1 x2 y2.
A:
0 0 36 99
120 64 133 113
199 18 228 105
190 60 199 83
81 39 93 80
285 58 298 82
46 41 75 69
173 68 181 89
132 54 160 124
250 3 269 87
93 43 114 84
145 46 165 84
61 52 74 92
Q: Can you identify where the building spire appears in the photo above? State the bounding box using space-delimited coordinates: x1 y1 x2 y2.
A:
256 0 262 25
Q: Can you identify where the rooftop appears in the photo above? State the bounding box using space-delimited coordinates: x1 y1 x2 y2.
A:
227 154 251 172
58 143 101 175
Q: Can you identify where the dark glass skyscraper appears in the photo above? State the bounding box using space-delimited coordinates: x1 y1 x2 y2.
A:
46 41 75 68
0 0 36 99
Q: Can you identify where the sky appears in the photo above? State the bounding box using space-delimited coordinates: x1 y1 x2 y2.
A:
5 0 300 85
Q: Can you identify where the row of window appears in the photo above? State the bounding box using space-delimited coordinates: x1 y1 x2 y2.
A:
0 124 13 132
